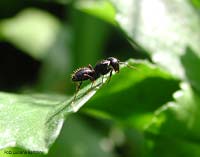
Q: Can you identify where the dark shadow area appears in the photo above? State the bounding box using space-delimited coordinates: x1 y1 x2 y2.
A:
105 26 150 61
0 42 41 91
0 0 66 20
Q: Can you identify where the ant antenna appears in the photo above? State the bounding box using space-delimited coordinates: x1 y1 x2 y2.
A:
119 61 139 71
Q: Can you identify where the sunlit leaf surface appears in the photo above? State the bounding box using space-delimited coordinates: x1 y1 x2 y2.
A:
110 0 200 78
0 80 103 153
0 93 66 153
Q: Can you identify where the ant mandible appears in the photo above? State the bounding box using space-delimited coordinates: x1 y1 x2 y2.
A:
71 57 135 102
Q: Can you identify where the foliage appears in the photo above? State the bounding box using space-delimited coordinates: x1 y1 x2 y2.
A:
0 0 200 156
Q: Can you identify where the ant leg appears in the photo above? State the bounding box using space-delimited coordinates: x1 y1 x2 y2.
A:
83 74 95 89
72 81 82 103
83 74 95 81
91 80 95 88
107 69 113 83
101 75 104 84
88 64 93 70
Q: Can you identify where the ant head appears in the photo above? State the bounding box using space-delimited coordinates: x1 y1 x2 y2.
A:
107 57 120 72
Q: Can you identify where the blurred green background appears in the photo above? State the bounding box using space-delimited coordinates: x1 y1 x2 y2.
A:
0 0 200 157
0 0 145 93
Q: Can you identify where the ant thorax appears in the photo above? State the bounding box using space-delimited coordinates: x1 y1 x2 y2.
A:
94 60 112 75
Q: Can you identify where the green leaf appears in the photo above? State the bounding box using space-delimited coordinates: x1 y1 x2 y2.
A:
0 8 61 60
0 93 66 153
83 59 179 129
146 83 200 156
0 59 179 153
147 135 200 157
75 0 116 25
181 47 200 94
110 0 200 79
47 115 115 157
191 0 200 8
0 74 105 153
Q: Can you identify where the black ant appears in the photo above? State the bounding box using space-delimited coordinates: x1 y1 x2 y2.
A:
71 57 136 102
